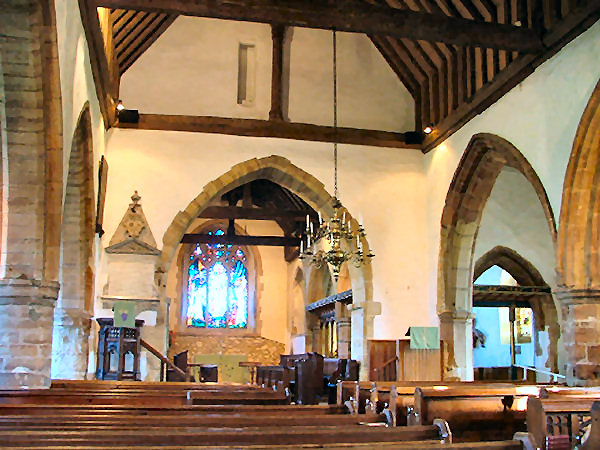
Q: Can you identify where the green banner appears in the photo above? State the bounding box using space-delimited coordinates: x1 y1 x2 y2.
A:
114 301 136 328
410 326 440 349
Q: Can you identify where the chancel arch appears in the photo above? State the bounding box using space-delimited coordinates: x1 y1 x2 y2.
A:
557 78 600 384
160 155 375 378
51 104 95 380
439 133 557 380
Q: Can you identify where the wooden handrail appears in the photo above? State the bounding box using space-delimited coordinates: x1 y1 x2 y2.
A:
140 338 187 379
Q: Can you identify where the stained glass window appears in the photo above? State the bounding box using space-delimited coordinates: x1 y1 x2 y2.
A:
185 229 248 328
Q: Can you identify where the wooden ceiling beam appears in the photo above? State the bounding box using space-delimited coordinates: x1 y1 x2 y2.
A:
181 234 301 247
198 206 315 221
79 1 118 127
93 0 544 52
115 113 422 149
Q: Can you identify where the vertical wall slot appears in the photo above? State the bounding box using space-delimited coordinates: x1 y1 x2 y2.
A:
237 43 256 106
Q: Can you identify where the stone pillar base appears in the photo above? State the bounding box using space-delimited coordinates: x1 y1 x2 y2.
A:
51 307 92 380
439 309 473 381
0 279 59 389
556 288 600 386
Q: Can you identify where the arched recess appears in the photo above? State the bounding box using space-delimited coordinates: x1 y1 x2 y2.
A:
51 104 95 380
556 78 600 384
0 0 63 389
474 246 559 373
438 133 557 380
158 156 375 377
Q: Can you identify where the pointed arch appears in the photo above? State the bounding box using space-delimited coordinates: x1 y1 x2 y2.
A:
51 103 95 380
159 156 375 377
474 246 559 372
438 133 557 379
558 78 600 289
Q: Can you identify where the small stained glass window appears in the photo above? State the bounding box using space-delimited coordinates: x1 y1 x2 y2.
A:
185 229 248 328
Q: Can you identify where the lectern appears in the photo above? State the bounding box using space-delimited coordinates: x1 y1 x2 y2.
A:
96 318 144 380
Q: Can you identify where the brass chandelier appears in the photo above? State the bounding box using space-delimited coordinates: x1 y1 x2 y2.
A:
299 30 374 281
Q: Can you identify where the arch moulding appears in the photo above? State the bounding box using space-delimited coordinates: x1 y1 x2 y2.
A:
438 133 557 380
158 155 376 379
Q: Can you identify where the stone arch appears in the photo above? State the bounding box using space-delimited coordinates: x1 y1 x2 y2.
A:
51 104 95 379
556 78 600 384
474 246 559 372
557 79 600 289
438 133 556 380
0 0 63 388
159 156 375 377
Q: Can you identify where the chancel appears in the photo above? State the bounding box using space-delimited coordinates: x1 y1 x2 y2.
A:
1 0 600 447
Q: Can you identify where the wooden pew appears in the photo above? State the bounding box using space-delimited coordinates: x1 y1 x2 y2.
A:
0 380 535 449
412 385 539 441
527 396 600 449
255 365 293 392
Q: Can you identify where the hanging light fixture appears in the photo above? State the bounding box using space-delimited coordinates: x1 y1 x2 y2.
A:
299 30 374 281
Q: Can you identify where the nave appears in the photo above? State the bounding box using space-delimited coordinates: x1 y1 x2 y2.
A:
0 379 599 448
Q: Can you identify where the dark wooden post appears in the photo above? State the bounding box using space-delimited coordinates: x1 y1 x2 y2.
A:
269 24 285 121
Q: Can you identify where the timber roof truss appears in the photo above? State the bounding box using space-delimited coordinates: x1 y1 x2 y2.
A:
80 0 600 152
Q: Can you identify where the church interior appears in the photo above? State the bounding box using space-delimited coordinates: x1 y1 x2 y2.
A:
1 0 600 447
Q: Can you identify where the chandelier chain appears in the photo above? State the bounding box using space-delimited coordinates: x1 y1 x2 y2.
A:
333 29 338 200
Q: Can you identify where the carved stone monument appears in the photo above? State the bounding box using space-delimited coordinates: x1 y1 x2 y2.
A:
100 192 167 380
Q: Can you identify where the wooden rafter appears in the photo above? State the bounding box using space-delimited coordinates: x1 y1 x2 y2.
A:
116 114 422 149
93 0 543 52
198 206 315 221
422 0 600 151
181 234 301 247
111 9 177 74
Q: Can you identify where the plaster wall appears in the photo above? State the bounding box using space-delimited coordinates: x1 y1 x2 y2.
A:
119 17 415 131
103 127 432 344
53 0 110 379
54 0 106 204
424 21 600 312
473 167 556 288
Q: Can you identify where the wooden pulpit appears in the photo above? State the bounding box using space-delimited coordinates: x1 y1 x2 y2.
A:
96 318 144 381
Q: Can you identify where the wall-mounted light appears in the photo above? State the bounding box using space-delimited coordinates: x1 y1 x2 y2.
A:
116 99 125 111
423 124 434 135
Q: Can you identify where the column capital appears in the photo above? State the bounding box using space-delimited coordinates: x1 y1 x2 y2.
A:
438 309 473 323
0 278 59 307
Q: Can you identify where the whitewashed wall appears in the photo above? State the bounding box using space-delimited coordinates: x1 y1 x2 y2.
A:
424 21 600 318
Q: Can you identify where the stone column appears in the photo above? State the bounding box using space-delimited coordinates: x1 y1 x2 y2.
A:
439 309 473 381
0 279 59 389
335 302 351 359
556 288 600 386
51 307 92 380
311 323 322 355
351 300 381 380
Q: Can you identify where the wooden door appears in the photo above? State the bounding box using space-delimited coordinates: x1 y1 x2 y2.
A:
368 340 397 381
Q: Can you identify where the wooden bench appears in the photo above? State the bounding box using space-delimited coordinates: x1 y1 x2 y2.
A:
0 380 537 449
527 396 600 449
411 385 539 441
